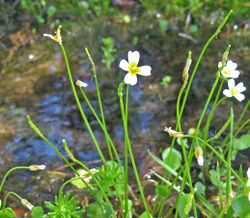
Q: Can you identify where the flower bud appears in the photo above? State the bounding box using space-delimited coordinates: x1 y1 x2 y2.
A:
21 199 34 211
29 165 46 171
195 146 204 166
76 80 88 88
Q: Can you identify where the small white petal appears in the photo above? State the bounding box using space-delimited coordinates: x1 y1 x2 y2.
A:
234 93 245 102
119 59 129 71
248 192 250 202
227 60 237 70
76 80 88 88
128 51 140 64
228 79 235 89
223 89 232 97
138 66 151 76
230 70 240 78
124 73 137 85
197 156 204 166
236 82 246 92
247 167 250 179
218 61 222 68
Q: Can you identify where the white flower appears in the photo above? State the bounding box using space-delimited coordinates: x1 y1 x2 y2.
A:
247 167 250 201
223 79 246 102
247 167 250 187
164 127 184 138
21 199 34 211
195 146 204 166
29 164 46 171
43 25 62 44
119 51 151 86
218 60 240 78
76 80 88 88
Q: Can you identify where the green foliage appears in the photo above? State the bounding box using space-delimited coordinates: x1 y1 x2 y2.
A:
95 161 124 197
0 208 16 218
177 194 188 218
101 37 117 70
232 134 250 159
194 182 206 195
88 0 113 16
231 196 250 218
31 206 45 218
160 75 172 87
45 193 84 218
162 147 182 170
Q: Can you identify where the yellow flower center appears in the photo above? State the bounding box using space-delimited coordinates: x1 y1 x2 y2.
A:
230 87 239 96
224 68 231 75
128 62 140 75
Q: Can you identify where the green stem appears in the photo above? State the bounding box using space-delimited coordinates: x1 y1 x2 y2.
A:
78 87 121 165
60 44 105 163
85 48 112 160
27 115 79 176
186 135 245 186
179 10 232 122
203 79 225 140
3 191 22 209
118 83 150 217
0 166 29 194
62 139 116 214
226 109 233 204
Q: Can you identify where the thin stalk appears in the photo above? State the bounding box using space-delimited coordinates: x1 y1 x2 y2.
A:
226 109 233 204
221 100 249 148
118 83 150 216
186 135 245 186
62 139 117 214
3 191 22 209
27 115 79 175
78 87 121 165
60 44 105 163
203 79 225 140
179 10 232 121
85 48 112 159
0 166 29 194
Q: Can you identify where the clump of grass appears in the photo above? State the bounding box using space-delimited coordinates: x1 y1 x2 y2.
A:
1 10 250 218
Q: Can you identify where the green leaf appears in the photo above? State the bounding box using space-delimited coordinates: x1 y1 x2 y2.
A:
47 5 57 17
232 196 250 217
234 134 250 150
0 208 16 218
194 182 206 195
31 206 44 218
177 194 188 218
162 147 182 170
155 184 168 198
139 211 153 218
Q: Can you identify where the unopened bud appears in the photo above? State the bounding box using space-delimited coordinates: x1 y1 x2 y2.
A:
29 165 46 171
21 199 34 211
195 147 204 166
76 80 88 88
182 51 192 84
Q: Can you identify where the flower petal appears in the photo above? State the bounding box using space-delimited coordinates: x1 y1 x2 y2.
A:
227 60 237 70
119 59 129 71
218 61 222 68
228 79 235 89
223 89 232 97
197 156 204 166
230 70 240 78
138 66 151 76
128 51 140 64
124 73 137 85
234 93 245 102
235 82 246 92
